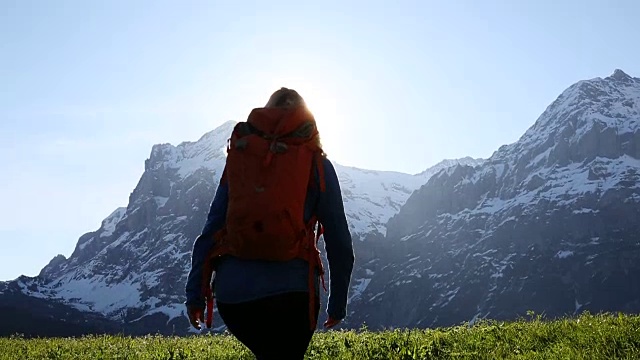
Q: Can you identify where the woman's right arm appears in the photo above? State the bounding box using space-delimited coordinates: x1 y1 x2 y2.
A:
316 158 355 321
184 179 229 308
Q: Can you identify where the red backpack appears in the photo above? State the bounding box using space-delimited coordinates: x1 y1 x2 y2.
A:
202 106 326 330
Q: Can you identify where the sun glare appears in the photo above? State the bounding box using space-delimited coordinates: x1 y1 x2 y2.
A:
251 79 343 157
296 85 341 156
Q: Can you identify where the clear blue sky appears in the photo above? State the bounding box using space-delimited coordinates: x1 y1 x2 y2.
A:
1 0 638 281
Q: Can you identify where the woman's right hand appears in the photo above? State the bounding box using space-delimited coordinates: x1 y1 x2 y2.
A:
187 304 205 330
323 316 341 329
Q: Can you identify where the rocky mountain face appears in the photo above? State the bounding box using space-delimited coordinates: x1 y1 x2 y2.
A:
346 69 640 329
0 118 481 335
0 278 120 337
2 69 638 336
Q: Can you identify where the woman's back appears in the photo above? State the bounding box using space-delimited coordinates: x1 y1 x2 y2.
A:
185 87 354 360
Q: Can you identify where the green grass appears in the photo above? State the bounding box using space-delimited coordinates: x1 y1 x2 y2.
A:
2 312 640 359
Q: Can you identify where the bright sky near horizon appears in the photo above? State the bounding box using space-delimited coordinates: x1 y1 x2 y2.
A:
1 0 639 281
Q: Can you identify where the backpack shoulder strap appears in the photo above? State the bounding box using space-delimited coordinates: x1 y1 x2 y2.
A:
314 152 326 192
231 121 257 138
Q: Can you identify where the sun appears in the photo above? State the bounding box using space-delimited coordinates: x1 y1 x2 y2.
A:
252 76 346 158
294 85 342 155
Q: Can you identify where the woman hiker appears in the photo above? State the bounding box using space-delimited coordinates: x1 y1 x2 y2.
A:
185 87 355 359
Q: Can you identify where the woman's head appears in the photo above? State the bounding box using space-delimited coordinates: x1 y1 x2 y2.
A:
264 87 307 109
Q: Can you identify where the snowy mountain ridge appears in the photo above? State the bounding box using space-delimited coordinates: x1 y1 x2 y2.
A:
3 69 638 336
2 117 480 333
335 156 483 237
348 69 640 329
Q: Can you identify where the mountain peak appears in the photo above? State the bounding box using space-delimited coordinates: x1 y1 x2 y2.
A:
195 120 237 144
38 254 67 278
415 157 484 177
145 120 236 177
608 69 634 82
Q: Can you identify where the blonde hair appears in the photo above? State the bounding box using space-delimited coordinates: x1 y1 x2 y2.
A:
264 87 307 109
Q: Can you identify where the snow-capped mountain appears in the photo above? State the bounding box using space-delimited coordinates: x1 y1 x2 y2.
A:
3 69 638 336
0 119 479 335
346 69 640 329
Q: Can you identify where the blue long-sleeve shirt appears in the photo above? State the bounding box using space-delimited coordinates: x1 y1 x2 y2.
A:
185 157 355 320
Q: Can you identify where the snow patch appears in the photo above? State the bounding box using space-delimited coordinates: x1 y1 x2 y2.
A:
154 196 169 208
138 303 186 325
439 287 460 308
99 207 127 238
17 280 50 300
369 291 385 301
348 278 371 303
55 277 141 315
365 269 375 276
572 208 599 214
556 250 575 259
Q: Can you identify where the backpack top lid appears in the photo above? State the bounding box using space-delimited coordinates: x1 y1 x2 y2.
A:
245 105 318 142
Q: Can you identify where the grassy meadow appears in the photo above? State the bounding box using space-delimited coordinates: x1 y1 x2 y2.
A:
1 312 639 359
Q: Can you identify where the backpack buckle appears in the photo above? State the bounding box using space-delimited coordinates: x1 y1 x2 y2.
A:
270 141 288 153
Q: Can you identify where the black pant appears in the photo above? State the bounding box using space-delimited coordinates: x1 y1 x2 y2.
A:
217 292 320 360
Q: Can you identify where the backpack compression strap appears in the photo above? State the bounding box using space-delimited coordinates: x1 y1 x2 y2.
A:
307 217 326 331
